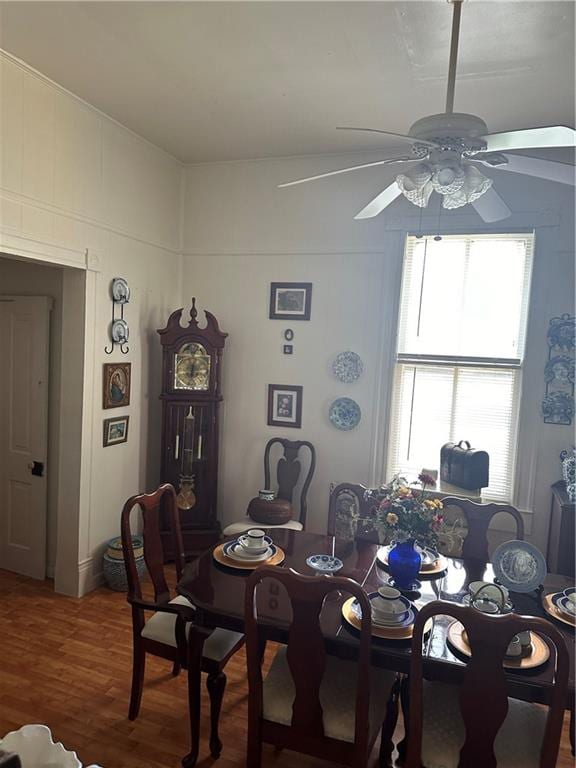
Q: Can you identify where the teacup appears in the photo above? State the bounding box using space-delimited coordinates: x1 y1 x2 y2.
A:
372 586 409 624
506 636 523 658
240 529 267 551
469 581 509 609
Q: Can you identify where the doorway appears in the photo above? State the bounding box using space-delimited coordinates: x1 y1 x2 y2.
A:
0 254 84 587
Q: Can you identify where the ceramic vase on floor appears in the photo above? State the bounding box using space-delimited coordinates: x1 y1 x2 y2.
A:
387 538 422 591
102 535 145 591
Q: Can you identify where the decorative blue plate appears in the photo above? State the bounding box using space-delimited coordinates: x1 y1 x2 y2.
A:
332 352 364 383
492 540 547 593
329 397 361 430
306 554 343 573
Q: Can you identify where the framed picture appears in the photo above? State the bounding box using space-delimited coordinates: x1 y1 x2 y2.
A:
103 415 130 446
267 384 303 429
269 282 312 321
103 362 131 409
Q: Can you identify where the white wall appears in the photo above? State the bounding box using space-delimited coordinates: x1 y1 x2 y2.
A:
0 51 182 594
181 155 575 551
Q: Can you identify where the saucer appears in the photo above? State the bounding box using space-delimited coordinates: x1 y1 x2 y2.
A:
237 535 273 556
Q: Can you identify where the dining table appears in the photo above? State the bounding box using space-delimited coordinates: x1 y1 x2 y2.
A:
177 529 575 768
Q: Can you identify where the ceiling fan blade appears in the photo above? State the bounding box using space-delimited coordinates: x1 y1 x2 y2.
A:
278 157 414 188
472 187 512 223
479 126 576 153
336 126 440 149
354 181 402 220
475 153 575 185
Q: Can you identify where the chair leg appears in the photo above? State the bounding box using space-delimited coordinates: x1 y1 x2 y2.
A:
246 725 262 768
172 659 181 677
128 642 146 721
379 676 401 768
206 670 226 758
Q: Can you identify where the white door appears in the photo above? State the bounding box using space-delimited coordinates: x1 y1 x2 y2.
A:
0 296 51 579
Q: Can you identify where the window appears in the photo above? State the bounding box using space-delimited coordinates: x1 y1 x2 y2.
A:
386 233 534 502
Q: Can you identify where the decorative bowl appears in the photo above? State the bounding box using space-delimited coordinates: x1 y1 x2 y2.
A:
306 555 344 574
247 496 292 525
0 725 102 768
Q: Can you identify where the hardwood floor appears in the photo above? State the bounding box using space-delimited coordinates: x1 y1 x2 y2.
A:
0 568 573 768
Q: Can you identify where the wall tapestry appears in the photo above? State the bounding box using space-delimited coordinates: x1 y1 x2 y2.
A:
542 313 575 425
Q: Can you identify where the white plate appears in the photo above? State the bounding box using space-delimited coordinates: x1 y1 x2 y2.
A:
224 542 274 562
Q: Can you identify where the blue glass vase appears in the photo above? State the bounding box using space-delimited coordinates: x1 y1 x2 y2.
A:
388 538 422 591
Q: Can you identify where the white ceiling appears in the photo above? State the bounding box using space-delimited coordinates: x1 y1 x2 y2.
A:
0 1 573 163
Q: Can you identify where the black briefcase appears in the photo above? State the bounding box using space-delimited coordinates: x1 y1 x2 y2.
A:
440 440 489 490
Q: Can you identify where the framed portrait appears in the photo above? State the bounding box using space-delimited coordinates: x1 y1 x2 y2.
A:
103 415 130 447
103 362 131 409
269 282 312 321
267 384 303 429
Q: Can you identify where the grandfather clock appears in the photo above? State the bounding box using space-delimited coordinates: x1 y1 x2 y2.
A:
157 298 227 558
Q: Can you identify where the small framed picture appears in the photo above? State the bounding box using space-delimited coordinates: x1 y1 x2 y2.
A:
269 282 312 321
267 384 303 429
103 415 130 446
103 362 131 409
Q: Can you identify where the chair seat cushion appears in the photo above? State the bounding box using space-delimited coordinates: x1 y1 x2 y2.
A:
223 517 303 536
141 595 243 662
421 681 547 768
262 646 396 744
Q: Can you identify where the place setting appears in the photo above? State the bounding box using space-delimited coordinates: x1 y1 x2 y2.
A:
342 585 432 641
446 578 551 670
542 586 576 629
212 528 285 570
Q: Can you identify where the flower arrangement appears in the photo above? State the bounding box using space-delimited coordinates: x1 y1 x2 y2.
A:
362 473 444 548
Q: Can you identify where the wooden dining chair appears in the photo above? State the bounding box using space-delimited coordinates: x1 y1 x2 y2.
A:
327 482 382 543
244 566 399 768
404 601 569 768
438 496 525 561
120 483 244 757
223 438 316 536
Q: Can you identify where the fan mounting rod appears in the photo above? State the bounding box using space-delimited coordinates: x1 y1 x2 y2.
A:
446 0 464 113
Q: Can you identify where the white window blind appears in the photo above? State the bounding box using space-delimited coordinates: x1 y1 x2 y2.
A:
386 233 534 502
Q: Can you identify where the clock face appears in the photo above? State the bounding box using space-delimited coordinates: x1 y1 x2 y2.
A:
174 343 211 391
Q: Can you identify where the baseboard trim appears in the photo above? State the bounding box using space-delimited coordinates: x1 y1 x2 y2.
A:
78 556 104 597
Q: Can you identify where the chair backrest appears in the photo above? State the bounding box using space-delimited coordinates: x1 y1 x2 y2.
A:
263 438 316 527
120 483 185 605
405 601 569 768
439 496 525 561
244 566 373 750
327 482 382 543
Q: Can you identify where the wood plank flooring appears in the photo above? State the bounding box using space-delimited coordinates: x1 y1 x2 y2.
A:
0 568 572 768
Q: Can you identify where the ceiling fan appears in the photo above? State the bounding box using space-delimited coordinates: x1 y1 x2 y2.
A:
279 0 575 222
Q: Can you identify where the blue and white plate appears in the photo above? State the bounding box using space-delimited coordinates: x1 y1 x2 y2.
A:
351 592 415 628
306 554 344 573
492 540 547 593
553 588 576 618
329 397 361 431
223 540 276 563
332 352 364 384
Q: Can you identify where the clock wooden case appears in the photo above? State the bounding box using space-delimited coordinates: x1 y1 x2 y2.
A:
157 298 227 559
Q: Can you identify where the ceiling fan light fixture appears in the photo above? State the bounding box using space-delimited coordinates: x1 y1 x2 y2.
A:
442 164 493 209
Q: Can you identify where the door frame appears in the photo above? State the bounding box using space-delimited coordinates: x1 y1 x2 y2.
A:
0 239 99 596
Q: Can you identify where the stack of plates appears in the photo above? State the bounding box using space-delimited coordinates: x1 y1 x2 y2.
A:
351 593 415 629
222 536 276 564
554 587 576 620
